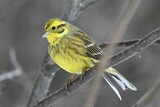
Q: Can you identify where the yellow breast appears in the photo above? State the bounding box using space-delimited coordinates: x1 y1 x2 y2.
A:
49 48 95 74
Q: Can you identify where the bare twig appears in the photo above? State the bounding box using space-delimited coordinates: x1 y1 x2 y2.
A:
62 0 100 23
100 39 160 49
27 0 99 107
132 81 160 107
37 23 160 107
80 0 100 12
27 54 59 107
0 47 22 82
62 0 81 22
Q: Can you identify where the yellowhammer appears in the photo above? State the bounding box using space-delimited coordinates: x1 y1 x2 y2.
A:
42 18 137 100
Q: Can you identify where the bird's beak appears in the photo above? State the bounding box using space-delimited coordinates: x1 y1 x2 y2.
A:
42 32 49 38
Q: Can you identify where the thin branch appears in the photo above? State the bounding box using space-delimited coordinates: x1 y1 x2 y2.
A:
27 54 59 107
99 39 160 49
0 47 22 82
62 0 81 23
37 26 160 107
80 0 100 12
27 0 99 107
132 81 160 107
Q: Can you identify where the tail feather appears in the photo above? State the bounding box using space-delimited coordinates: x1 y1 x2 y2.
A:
105 67 137 91
102 73 122 100
111 75 127 90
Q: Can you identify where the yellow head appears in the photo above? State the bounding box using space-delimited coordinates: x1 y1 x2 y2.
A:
42 18 69 45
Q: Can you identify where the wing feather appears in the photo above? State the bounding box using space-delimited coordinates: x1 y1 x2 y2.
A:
74 30 102 59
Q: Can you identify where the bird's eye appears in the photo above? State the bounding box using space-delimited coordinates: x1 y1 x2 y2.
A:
52 26 56 30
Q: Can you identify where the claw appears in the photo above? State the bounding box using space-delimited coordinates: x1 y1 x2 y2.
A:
64 80 70 91
64 74 77 91
80 72 85 81
80 71 87 81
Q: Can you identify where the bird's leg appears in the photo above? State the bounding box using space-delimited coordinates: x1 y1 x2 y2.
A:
65 74 77 91
80 71 87 81
81 67 90 81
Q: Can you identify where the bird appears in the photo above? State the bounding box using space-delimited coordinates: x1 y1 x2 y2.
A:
42 18 137 100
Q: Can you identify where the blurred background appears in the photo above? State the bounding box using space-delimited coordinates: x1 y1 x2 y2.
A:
0 0 160 107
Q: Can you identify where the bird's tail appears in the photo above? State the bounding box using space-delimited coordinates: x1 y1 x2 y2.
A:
102 67 137 100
